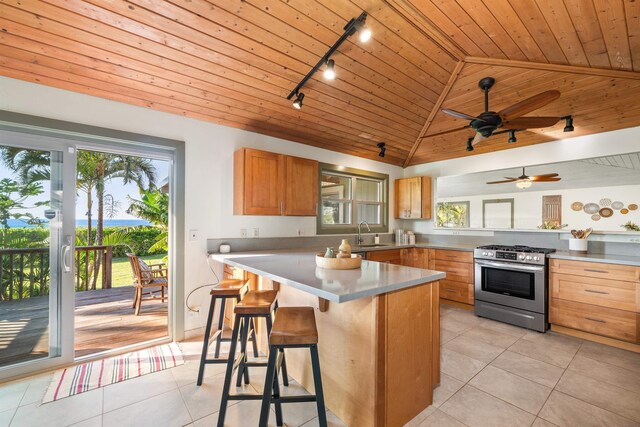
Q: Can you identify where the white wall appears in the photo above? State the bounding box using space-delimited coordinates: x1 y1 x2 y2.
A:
0 77 403 332
405 127 640 234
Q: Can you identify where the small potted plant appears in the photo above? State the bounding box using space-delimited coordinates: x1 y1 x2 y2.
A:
621 221 640 231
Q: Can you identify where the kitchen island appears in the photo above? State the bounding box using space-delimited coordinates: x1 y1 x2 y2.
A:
210 251 445 427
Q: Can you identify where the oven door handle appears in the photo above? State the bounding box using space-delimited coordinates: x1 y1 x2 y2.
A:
475 260 544 272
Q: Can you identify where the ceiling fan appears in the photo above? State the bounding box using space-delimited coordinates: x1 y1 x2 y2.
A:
486 167 561 189
441 77 570 148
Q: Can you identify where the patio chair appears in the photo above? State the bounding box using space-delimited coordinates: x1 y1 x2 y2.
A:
126 253 168 316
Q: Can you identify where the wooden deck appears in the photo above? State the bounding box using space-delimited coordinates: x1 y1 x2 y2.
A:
0 286 168 367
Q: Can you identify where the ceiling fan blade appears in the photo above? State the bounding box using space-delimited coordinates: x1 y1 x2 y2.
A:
533 177 562 182
498 90 561 121
501 116 561 129
441 108 479 121
472 133 486 145
528 173 559 180
486 179 517 184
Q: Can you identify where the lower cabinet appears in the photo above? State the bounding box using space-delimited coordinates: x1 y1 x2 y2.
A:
549 259 639 344
429 249 474 306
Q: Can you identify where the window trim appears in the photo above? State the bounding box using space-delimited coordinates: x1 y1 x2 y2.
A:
317 163 389 235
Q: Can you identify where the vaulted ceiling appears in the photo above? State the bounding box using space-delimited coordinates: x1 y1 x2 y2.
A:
0 0 638 167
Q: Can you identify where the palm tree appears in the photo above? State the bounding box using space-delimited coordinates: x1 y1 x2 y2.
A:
127 189 169 255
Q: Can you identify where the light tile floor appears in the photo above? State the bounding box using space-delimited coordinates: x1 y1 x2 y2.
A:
1 305 639 426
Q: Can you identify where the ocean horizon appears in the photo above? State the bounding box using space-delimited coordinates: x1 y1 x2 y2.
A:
6 219 152 228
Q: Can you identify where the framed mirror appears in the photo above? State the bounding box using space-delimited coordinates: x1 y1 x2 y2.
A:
435 152 640 233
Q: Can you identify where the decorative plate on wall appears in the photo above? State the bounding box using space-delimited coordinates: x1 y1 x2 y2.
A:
591 214 601 221
621 208 629 214
599 198 612 207
599 207 613 218
611 201 624 210
583 203 600 214
571 202 584 211
629 204 638 211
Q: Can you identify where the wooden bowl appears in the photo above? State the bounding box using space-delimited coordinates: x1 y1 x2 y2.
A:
315 253 362 270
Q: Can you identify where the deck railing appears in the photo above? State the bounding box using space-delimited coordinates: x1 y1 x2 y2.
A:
0 245 113 301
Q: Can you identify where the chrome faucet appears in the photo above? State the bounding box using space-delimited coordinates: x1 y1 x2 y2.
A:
357 220 371 245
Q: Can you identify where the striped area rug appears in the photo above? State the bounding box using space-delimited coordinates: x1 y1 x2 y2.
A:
43 343 184 403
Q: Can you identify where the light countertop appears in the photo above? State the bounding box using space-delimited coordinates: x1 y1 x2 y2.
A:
210 250 445 303
549 251 640 267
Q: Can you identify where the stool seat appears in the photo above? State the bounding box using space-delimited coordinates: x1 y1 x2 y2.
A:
235 290 278 315
270 307 318 346
210 279 248 296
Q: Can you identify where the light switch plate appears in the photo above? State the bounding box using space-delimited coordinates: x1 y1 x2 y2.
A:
240 228 247 238
252 227 259 238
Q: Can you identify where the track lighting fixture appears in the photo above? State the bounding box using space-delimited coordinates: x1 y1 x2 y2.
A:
563 115 574 132
292 92 304 109
377 142 386 158
287 11 370 107
359 27 372 43
324 59 335 80
508 130 517 143
466 137 474 152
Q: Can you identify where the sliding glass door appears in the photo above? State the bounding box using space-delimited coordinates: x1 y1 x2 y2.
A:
0 130 76 379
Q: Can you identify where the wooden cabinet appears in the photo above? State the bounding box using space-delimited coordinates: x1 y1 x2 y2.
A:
394 176 432 219
284 155 318 216
429 249 474 306
367 249 402 265
234 148 318 216
549 259 640 344
401 248 429 268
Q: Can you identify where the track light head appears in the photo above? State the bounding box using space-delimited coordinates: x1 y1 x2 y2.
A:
324 59 335 80
292 92 304 109
508 130 517 143
359 27 372 43
466 137 474 152
377 142 386 158
563 115 574 132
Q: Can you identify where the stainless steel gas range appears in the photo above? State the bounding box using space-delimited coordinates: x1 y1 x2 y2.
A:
474 245 556 332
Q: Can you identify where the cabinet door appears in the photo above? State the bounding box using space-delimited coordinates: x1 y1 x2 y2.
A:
420 177 432 220
284 156 318 216
235 148 284 215
408 177 422 218
394 178 411 218
367 249 402 264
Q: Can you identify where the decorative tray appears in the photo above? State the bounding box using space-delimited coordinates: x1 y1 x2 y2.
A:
315 253 362 270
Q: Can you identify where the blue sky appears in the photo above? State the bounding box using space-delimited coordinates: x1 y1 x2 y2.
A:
0 148 169 222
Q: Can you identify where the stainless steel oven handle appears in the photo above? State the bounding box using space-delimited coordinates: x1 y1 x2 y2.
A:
475 259 544 272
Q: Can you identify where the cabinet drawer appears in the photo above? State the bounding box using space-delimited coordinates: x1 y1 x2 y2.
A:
550 298 638 343
551 273 638 312
367 249 402 265
550 259 639 282
433 260 473 283
432 249 473 264
440 280 473 305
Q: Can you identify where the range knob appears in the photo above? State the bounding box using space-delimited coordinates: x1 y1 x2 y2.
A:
482 251 488 256
525 255 532 261
489 251 495 257
533 256 540 262
519 254 526 260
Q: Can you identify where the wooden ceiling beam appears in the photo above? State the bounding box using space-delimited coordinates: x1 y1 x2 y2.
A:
402 61 465 167
464 57 640 80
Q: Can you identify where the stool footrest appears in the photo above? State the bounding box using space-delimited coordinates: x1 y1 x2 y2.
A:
227 395 263 401
273 395 318 404
202 359 229 365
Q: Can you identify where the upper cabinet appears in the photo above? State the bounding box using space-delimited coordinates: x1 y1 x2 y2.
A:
284 155 318 216
234 148 318 216
394 177 432 219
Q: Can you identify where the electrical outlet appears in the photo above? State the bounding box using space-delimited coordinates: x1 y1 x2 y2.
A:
189 229 199 241
240 228 247 238
252 227 259 238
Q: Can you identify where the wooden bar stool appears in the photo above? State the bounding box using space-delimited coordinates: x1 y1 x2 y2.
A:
217 290 289 427
258 307 326 427
197 278 259 386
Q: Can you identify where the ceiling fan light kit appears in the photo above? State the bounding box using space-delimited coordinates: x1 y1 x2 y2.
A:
286 12 371 110
515 180 533 189
441 77 573 151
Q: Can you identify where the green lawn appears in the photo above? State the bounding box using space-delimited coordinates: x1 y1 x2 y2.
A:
110 254 167 288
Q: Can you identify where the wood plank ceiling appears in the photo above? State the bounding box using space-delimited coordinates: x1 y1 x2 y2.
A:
0 0 638 167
